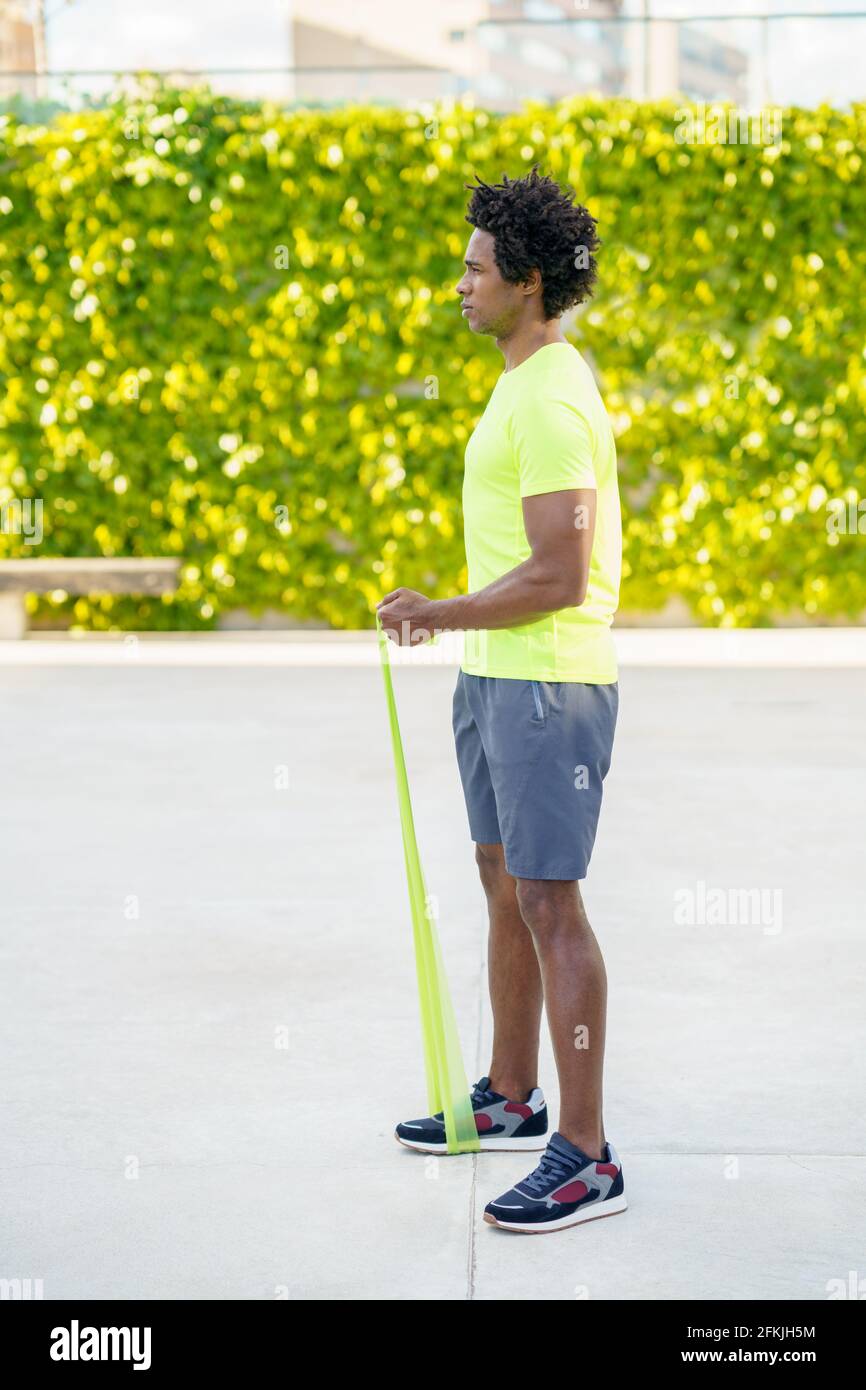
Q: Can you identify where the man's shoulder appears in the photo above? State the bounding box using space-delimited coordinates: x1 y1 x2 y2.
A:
506 356 601 437
517 345 599 398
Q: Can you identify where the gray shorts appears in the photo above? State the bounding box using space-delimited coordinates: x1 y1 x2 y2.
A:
452 670 619 881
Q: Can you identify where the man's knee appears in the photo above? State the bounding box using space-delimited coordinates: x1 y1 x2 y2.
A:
474 842 510 893
515 878 583 938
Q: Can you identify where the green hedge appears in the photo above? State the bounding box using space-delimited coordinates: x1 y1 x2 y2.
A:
1 86 865 628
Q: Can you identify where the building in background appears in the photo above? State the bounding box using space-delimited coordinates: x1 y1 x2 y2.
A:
286 0 629 109
0 0 37 99
679 25 749 105
644 18 749 106
471 0 629 107
284 0 752 110
0 0 779 117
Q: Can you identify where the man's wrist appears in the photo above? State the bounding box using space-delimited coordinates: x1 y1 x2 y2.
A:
431 594 474 632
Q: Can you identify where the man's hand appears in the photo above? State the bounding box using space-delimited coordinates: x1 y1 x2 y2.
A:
376 588 440 646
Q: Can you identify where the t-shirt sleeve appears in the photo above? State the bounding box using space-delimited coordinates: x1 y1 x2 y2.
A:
509 392 597 498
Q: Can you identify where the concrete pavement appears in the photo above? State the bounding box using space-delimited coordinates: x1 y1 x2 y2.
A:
1 644 864 1299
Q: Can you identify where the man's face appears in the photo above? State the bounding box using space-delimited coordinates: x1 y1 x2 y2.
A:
456 227 523 337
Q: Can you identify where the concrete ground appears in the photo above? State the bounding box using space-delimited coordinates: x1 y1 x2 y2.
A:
1 639 865 1300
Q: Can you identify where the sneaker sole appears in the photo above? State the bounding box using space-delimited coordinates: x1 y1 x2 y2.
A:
395 1132 548 1154
483 1194 628 1233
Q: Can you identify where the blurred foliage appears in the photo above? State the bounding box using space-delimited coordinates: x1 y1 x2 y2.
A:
1 85 865 629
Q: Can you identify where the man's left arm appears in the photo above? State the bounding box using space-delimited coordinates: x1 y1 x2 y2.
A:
377 487 596 642
376 490 595 643
377 392 597 645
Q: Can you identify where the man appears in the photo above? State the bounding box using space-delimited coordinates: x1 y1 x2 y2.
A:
376 167 625 1235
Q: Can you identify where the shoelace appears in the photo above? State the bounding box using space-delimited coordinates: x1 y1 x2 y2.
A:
435 1081 493 1123
471 1084 496 1108
521 1149 578 1196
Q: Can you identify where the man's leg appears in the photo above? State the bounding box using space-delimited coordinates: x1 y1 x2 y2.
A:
514 876 607 1161
475 842 544 1103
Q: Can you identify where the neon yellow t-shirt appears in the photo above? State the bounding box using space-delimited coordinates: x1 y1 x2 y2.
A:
460 340 621 683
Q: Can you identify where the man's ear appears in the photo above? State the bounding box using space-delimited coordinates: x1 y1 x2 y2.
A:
522 268 543 299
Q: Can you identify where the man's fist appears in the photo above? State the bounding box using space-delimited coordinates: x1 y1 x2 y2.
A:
376 588 440 646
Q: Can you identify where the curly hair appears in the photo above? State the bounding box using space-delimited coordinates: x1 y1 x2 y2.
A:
464 165 600 320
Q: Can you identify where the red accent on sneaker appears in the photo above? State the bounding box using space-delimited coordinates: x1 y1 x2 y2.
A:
597 1162 618 1178
504 1102 533 1119
475 1113 494 1132
552 1178 590 1204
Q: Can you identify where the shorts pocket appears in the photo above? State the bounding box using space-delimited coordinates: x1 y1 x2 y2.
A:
529 679 545 722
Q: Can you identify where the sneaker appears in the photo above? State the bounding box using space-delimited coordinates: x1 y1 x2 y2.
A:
483 1131 627 1233
395 1076 548 1154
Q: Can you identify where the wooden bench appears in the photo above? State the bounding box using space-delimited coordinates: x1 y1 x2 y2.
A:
0 558 181 637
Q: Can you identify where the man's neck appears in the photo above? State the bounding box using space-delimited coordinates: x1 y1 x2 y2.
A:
497 320 568 373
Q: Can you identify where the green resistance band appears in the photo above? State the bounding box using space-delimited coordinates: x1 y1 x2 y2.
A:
375 611 479 1154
